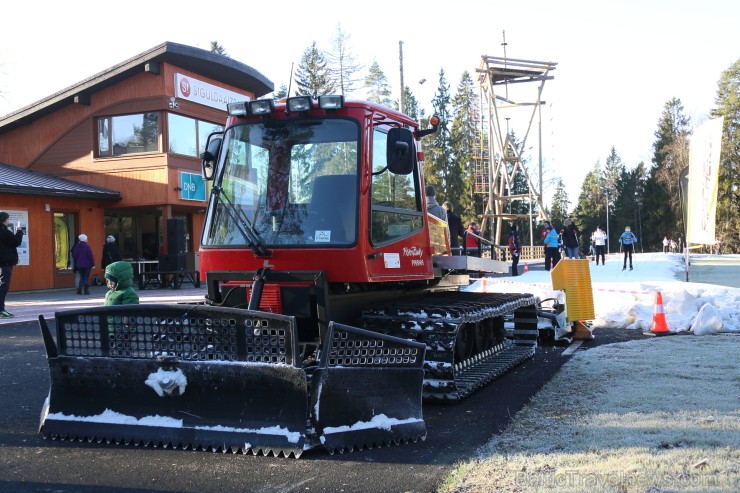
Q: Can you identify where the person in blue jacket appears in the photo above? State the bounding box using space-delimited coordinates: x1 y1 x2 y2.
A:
543 224 561 271
619 226 638 271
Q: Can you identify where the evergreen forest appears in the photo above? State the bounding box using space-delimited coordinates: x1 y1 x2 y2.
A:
211 33 740 254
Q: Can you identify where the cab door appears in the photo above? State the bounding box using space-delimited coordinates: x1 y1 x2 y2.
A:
366 128 433 281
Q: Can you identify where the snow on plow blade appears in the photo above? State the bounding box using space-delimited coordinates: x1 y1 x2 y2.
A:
38 305 308 457
311 322 427 453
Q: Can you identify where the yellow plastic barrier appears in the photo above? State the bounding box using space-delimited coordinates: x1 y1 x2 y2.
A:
427 213 450 255
550 259 595 322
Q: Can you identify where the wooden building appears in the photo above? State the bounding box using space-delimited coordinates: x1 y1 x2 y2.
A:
0 42 272 291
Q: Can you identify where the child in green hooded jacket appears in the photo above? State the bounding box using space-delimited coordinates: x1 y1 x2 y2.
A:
104 261 139 306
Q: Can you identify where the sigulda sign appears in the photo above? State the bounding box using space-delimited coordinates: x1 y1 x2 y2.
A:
174 73 249 111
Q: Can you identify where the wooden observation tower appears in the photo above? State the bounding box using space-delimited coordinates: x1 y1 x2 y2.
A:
475 49 557 247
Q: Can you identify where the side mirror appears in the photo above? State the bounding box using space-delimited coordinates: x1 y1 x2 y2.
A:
386 127 415 175
201 132 224 181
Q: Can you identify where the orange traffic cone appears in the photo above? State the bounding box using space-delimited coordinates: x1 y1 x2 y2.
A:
524 262 529 273
649 291 670 334
482 278 488 293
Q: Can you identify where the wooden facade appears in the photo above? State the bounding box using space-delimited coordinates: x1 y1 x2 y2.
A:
0 194 113 291
0 42 273 292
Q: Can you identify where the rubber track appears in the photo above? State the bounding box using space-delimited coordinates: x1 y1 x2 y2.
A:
361 291 539 401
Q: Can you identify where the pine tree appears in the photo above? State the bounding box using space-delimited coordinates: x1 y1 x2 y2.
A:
602 147 623 210
364 60 393 107
400 86 422 121
293 41 336 98
613 166 640 250
632 161 650 250
449 71 478 225
711 58 740 253
424 69 452 201
572 165 602 238
551 178 571 227
273 84 288 100
644 98 691 249
326 24 364 96
595 147 621 240
210 41 228 56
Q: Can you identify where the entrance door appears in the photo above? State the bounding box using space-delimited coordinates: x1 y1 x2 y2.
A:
53 212 78 288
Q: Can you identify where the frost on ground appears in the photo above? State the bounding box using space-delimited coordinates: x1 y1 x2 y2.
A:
439 335 740 493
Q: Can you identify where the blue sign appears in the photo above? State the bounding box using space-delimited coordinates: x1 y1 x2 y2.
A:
179 172 206 201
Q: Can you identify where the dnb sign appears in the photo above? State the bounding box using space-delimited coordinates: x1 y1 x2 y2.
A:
179 172 206 201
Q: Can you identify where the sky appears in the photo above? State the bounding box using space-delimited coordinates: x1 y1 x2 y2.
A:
468 252 740 334
1 0 738 206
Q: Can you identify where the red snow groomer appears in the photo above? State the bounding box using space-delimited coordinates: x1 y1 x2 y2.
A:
39 96 538 457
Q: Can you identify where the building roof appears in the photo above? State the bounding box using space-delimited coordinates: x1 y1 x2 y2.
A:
0 162 121 201
0 41 274 133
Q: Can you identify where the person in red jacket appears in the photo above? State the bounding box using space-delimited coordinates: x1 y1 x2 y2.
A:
540 220 551 242
465 222 482 257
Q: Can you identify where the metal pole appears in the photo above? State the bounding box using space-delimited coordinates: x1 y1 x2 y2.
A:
606 193 610 255
538 100 543 212
529 192 534 251
399 41 405 114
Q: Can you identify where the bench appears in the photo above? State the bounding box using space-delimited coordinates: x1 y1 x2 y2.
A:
138 270 200 290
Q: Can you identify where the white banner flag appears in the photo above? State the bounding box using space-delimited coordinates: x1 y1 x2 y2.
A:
687 117 724 245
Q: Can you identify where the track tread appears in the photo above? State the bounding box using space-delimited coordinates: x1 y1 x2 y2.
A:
361 291 538 402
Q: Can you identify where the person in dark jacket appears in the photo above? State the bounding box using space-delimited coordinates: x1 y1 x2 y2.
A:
71 234 95 295
508 224 521 276
562 218 581 259
104 261 139 306
442 201 466 255
0 211 24 318
102 235 121 270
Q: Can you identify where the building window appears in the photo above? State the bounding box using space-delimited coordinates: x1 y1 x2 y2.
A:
98 113 160 157
168 113 223 157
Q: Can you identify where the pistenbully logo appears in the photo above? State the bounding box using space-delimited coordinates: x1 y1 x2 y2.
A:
402 246 423 257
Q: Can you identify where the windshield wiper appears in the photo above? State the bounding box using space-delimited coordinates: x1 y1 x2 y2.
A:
211 185 271 257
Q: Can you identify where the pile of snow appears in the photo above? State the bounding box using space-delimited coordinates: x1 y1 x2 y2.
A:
467 252 739 334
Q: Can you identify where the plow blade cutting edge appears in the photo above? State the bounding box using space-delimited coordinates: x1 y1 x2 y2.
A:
312 322 426 453
38 304 426 457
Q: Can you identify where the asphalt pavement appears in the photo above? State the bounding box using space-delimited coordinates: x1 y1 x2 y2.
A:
0 254 736 492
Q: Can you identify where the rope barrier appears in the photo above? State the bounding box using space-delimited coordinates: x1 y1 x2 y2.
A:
483 278 653 296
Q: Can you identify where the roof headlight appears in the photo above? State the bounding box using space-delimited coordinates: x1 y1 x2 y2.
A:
249 99 274 115
319 95 344 109
227 102 249 116
286 96 313 112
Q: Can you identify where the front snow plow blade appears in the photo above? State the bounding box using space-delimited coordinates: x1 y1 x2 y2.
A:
311 322 426 453
39 305 308 457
